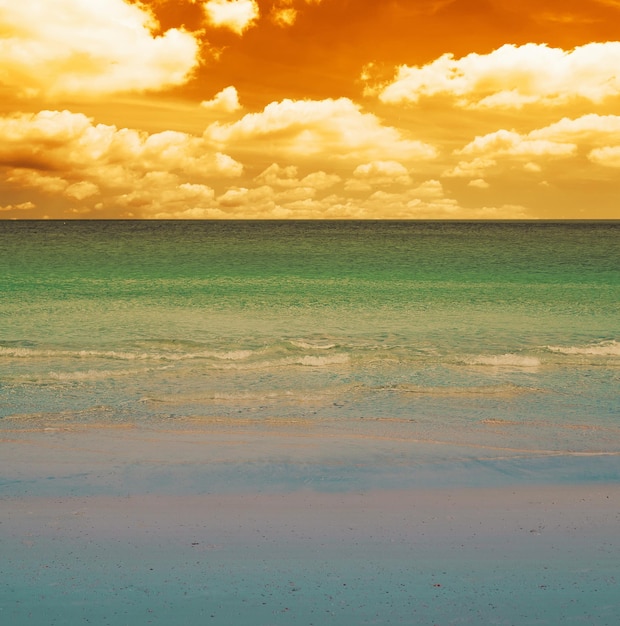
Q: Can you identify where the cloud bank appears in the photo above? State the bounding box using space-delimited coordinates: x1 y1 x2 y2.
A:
0 109 242 216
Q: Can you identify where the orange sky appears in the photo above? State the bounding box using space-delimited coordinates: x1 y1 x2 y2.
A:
1 0 620 219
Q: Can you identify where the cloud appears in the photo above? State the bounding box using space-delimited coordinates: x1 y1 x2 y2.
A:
0 0 200 99
171 163 341 218
0 109 242 216
6 171 72 195
468 178 489 189
0 110 242 178
187 178 457 219
353 160 410 181
271 1 298 26
200 86 242 113
527 114 620 168
524 162 542 173
588 146 620 167
344 181 530 219
443 158 497 178
0 201 35 212
458 129 576 158
447 114 620 179
205 97 437 162
460 115 620 159
0 106 435 219
269 0 322 27
153 168 462 221
345 160 411 191
373 42 620 109
65 181 100 200
528 114 620 143
116 178 216 216
202 0 259 34
254 163 340 190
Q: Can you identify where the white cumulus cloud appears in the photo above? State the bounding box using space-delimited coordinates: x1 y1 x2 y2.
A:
528 114 620 143
205 97 437 162
0 0 200 98
254 163 340 190
458 129 576 158
345 160 411 191
588 146 620 167
201 86 242 113
447 114 620 178
374 42 620 109
202 0 259 34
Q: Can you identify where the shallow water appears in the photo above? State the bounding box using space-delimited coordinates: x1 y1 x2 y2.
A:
2 221 619 480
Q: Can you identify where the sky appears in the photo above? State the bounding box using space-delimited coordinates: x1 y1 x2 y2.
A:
1 0 620 219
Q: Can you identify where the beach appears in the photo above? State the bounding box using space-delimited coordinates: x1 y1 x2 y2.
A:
2 424 619 625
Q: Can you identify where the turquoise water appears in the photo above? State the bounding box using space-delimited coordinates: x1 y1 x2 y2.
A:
1 220 619 482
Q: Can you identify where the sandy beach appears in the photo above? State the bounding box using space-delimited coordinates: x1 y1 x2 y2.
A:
1 425 618 625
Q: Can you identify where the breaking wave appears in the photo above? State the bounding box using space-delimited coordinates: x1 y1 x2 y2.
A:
289 339 337 350
0 345 255 362
215 353 351 370
463 354 541 368
546 340 620 357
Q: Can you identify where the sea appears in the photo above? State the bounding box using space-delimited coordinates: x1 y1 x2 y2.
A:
1 220 619 489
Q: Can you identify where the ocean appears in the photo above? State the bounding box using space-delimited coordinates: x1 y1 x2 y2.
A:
1 220 619 490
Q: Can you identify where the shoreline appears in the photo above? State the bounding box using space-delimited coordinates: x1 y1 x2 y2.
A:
2 423 619 498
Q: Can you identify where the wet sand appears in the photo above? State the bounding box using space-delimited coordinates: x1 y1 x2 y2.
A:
1 426 619 624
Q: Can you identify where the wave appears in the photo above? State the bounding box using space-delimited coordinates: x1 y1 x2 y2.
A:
46 369 145 382
0 339 343 364
0 346 255 362
31 367 159 383
546 340 620 357
295 354 348 366
462 354 541 368
215 353 351 370
3 338 617 376
288 339 337 350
